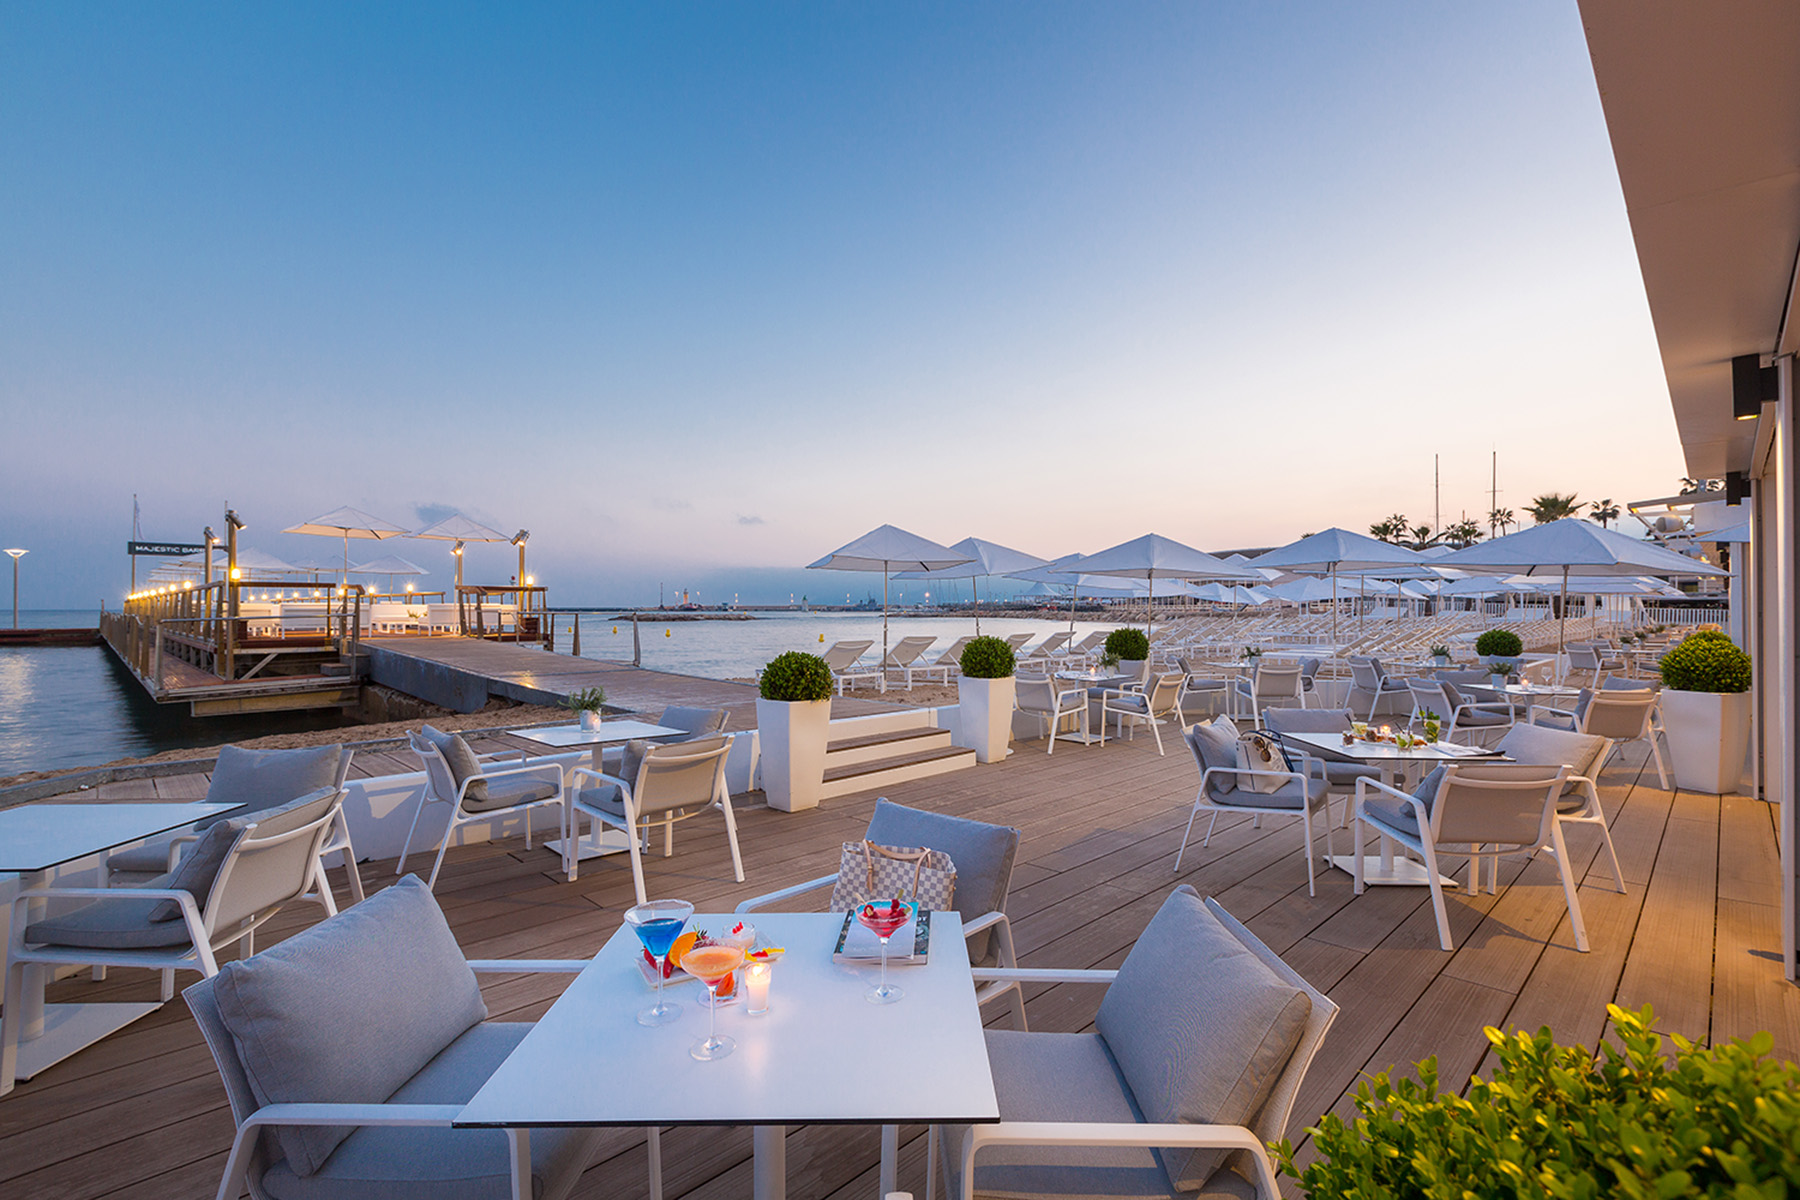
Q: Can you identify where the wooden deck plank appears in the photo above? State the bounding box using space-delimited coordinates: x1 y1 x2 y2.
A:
1 703 1793 1200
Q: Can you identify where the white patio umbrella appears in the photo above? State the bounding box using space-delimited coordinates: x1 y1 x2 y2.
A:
1437 518 1726 653
1008 553 1093 636
1075 533 1257 642
1250 528 1425 641
893 537 1048 635
351 554 430 595
412 514 513 592
807 524 973 666
284 506 410 587
1266 576 1339 605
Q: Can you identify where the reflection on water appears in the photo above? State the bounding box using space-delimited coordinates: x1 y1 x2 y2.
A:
0 615 349 778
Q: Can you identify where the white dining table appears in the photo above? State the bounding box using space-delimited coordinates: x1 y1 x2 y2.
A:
0 801 242 1080
508 721 682 863
455 910 999 1200
1280 731 1507 886
1053 670 1131 744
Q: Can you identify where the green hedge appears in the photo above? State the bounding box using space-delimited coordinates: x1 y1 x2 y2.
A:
1660 633 1752 693
959 635 1016 679
1104 628 1150 661
1281 1004 1800 1199
1475 628 1523 658
759 651 834 702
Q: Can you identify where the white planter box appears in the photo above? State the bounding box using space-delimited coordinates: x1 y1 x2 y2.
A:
756 697 831 812
956 676 1016 764
1661 689 1752 794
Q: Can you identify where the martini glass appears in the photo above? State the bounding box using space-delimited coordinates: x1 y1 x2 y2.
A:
679 943 746 1060
858 898 914 1005
624 899 693 1027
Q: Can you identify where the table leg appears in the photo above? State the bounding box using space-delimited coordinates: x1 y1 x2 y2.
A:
754 1124 786 1200
507 1129 531 1200
880 1124 898 1197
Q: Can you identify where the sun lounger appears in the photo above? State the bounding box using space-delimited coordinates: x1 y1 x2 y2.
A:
821 639 881 694
880 635 939 689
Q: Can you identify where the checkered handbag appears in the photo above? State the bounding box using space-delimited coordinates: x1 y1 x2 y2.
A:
828 841 957 911
1234 728 1292 794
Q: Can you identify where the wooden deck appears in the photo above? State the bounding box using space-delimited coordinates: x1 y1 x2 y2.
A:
4 728 1795 1199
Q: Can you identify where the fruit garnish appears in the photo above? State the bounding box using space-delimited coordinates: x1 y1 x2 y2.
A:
748 947 785 961
670 931 700 965
862 903 876 918
889 897 904 914
731 921 747 936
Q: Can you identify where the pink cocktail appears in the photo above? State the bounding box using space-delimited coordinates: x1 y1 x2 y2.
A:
858 898 914 1004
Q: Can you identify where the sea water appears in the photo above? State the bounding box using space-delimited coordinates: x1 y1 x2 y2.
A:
0 608 1110 779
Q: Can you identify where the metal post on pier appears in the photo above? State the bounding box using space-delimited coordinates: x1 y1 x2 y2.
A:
632 611 641 666
572 615 581 657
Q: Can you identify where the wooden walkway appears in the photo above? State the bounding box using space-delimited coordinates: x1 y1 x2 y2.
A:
4 729 1795 1199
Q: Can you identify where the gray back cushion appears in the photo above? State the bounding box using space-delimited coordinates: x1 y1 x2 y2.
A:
1184 717 1239 795
1263 708 1352 736
658 706 728 739
1361 765 1446 835
1494 722 1607 794
209 875 486 1177
149 818 246 922
1095 886 1311 1192
203 743 345 826
420 725 489 804
864 798 1019 964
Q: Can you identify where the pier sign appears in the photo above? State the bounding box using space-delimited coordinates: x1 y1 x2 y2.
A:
127 541 206 557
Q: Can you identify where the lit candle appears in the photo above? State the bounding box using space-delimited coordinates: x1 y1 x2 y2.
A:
744 961 772 1015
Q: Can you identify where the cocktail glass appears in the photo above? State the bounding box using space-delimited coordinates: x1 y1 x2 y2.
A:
624 899 693 1027
680 943 747 1060
858 898 914 1005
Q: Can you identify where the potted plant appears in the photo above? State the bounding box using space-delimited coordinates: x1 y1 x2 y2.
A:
755 651 834 812
1659 630 1752 793
1474 627 1523 667
955 636 1017 764
1241 646 1263 663
1104 628 1150 683
1488 659 1518 690
1280 1004 1800 1197
1429 644 1452 667
562 686 606 731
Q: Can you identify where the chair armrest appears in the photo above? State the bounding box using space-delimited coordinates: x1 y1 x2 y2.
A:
970 967 1117 984
1527 703 1578 724
1055 687 1086 709
467 959 589 974
167 833 200 871
570 766 629 790
964 1121 1279 1199
735 873 839 912
476 749 527 763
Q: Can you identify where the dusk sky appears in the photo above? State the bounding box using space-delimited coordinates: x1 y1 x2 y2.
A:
3 2 1683 608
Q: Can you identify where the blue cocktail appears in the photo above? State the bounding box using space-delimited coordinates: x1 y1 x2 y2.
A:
623 899 694 1026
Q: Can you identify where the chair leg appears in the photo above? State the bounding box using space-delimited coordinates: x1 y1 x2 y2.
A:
1548 821 1590 952
1648 733 1671 790
2 957 26 1095
160 967 176 1001
1420 840 1454 950
719 792 746 884
395 793 433 876
626 816 651 907
338 827 367 905
1174 802 1203 871
1300 807 1316 898
425 816 458 890
663 815 674 858
1148 715 1165 756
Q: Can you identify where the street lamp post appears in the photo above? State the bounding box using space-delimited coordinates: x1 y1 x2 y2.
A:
4 549 25 629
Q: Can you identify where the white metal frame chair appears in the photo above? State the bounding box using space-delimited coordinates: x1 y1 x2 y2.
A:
1530 687 1671 790
398 734 567 890
566 735 741 905
1097 672 1185 754
1232 660 1306 719
929 893 1338 1200
1405 678 1515 746
1175 724 1335 895
821 639 881 694
2 786 345 1096
1014 675 1091 754
1347 656 1410 721
1352 762 1587 952
1493 722 1627 895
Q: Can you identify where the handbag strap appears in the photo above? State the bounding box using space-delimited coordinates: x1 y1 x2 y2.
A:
861 840 929 898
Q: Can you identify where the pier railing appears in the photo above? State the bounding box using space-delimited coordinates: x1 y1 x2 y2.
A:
104 582 366 693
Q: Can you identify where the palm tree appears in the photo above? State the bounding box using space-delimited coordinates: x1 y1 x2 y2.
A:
1445 519 1484 548
1368 518 1395 542
1488 507 1514 536
1370 515 1409 544
1525 493 1582 524
1679 477 1721 495
1411 524 1434 549
1589 498 1620 528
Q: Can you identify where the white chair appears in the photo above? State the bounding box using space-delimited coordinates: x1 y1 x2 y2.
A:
1014 675 1090 754
398 727 566 890
1232 660 1305 719
3 786 345 1096
1347 656 1410 721
1530 683 1670 790
1352 762 1587 952
1263 707 1379 827
879 635 939 689
821 639 881 694
1097 672 1185 754
1492 722 1627 894
911 635 973 684
1175 719 1335 895
1406 678 1515 746
1003 632 1034 654
929 887 1338 1200
1064 630 1108 666
566 735 741 904
185 877 642 1200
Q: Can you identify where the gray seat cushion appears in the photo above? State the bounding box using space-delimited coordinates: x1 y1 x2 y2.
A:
210 876 487 1177
462 773 559 814
1361 765 1446 836
258 1022 598 1200
1184 718 1239 796
419 726 490 804
24 879 197 950
865 798 1019 966
1094 886 1310 1193
1324 761 1382 787
105 839 181 875
1208 775 1325 811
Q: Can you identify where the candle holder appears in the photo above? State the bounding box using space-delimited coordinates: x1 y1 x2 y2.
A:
744 960 774 1016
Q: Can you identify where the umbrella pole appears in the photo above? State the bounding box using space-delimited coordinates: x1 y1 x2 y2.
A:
1146 573 1154 644
973 575 980 637
1331 566 1338 643
1068 584 1078 637
1557 567 1570 678
883 565 890 670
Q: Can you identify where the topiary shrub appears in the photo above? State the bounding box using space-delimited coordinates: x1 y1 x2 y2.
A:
1475 628 1523 658
759 651 833 702
1279 1004 1800 1199
959 635 1015 679
1104 628 1150 661
1660 634 1752 693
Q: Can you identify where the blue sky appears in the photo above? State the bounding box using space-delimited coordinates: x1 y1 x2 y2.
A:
1 3 1682 607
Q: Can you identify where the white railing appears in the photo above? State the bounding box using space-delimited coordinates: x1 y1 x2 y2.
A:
1640 605 1726 626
